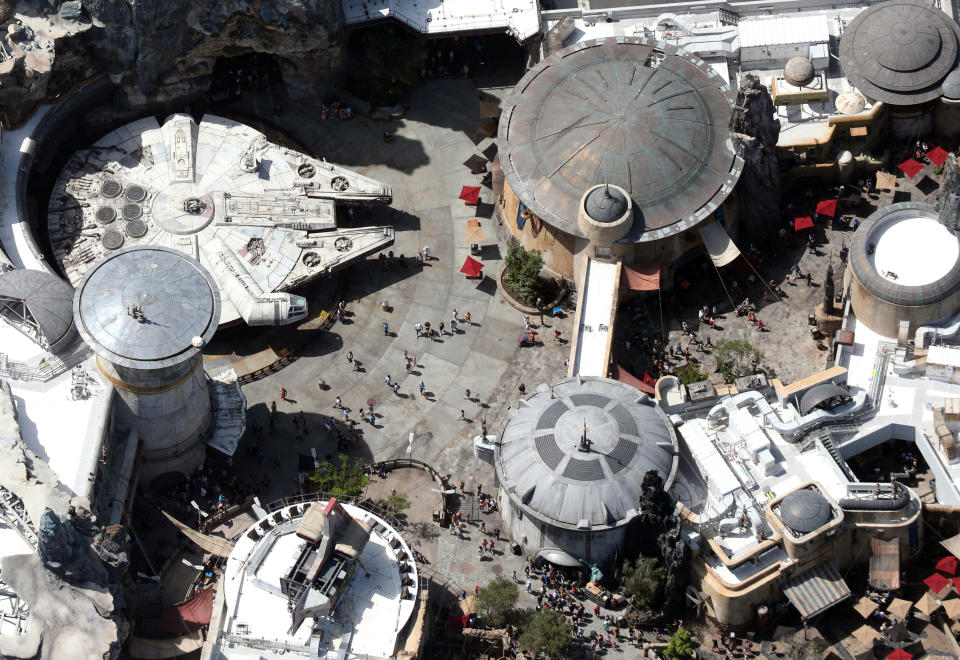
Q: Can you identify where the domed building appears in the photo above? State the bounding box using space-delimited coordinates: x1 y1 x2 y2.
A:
496 37 743 283
495 376 679 564
0 269 78 353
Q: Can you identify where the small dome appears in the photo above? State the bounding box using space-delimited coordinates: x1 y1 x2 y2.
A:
943 69 960 99
835 90 866 115
779 488 832 533
784 57 816 87
584 186 628 223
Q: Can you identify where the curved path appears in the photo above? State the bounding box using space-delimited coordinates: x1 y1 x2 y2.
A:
236 79 571 484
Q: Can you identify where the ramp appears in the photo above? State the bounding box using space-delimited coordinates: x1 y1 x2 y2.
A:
569 259 620 378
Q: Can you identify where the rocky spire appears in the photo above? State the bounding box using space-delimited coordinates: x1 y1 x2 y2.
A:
937 153 960 230
823 262 835 315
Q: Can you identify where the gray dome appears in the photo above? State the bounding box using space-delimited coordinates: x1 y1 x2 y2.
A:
0 269 75 350
784 57 815 87
943 69 960 99
496 377 679 529
584 186 628 224
779 488 832 533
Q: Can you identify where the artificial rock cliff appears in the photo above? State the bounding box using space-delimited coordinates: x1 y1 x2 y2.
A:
0 0 344 125
729 74 783 238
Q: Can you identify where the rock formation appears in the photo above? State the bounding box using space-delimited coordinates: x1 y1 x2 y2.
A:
823 262 835 316
937 153 960 230
0 0 344 125
729 74 782 238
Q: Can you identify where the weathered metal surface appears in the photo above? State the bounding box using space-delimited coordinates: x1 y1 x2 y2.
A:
840 0 960 105
498 37 741 242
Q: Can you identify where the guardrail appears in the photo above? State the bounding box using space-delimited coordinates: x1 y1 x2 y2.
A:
0 342 91 383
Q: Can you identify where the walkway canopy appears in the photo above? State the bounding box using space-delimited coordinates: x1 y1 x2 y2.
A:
621 263 661 291
870 537 900 590
698 221 740 267
536 547 585 568
799 383 851 415
783 562 851 619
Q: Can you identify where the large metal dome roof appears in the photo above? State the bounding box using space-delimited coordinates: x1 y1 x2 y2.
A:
0 269 75 350
498 37 741 244
839 0 960 105
73 246 220 370
779 488 833 533
495 377 679 530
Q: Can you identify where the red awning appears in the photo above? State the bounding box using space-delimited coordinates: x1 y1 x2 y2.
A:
937 555 958 575
794 215 814 231
815 199 838 217
612 364 655 394
459 186 481 205
155 587 215 633
886 649 912 660
460 256 484 278
924 572 950 595
927 147 949 167
898 158 924 179
446 614 470 630
621 263 661 291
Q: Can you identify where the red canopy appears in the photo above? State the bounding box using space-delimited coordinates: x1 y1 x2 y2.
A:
611 364 654 394
794 215 814 231
459 256 484 278
815 199 838 217
937 555 958 575
886 649 912 660
924 572 950 594
459 186 481 205
927 146 949 167
898 158 924 179
621 263 661 291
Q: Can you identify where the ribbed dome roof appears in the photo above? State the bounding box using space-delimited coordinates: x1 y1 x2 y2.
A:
584 186 628 224
943 69 960 99
0 269 75 350
779 488 832 533
784 57 815 87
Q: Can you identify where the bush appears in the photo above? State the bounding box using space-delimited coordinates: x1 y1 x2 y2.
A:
308 454 369 497
476 576 519 627
664 627 698 659
518 609 570 658
622 557 666 610
674 363 704 385
503 242 546 304
713 339 765 382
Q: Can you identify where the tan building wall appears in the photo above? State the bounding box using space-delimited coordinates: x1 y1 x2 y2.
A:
850 273 960 338
498 178 576 280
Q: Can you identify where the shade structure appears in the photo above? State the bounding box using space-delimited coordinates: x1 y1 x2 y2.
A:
621 263 661 291
876 171 897 190
854 596 879 619
937 555 958 575
611 363 655 394
460 256 484 278
887 598 912 619
886 649 912 660
943 598 960 620
464 224 485 243
851 624 880 647
463 154 488 174
898 158 924 179
915 591 941 615
927 147 949 167
459 186 481 205
816 199 838 217
870 537 900 590
783 562 852 619
698 220 742 267
794 215 815 231
162 511 235 557
535 546 585 568
924 571 950 595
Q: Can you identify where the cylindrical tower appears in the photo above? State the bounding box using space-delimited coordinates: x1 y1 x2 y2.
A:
73 246 221 480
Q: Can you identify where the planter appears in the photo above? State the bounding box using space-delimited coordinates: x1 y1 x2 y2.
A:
497 265 568 314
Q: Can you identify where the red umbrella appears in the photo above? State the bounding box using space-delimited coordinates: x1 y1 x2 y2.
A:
460 256 484 278
459 186 481 205
898 158 924 179
794 215 814 231
952 576 960 592
937 555 958 575
924 572 950 594
927 146 949 167
886 649 912 660
815 199 838 217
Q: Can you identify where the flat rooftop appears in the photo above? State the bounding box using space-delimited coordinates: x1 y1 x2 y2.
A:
871 215 959 287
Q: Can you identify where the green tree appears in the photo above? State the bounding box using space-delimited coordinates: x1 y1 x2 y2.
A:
346 23 427 105
664 627 699 660
518 609 571 658
622 557 666 610
476 576 519 627
675 362 704 385
503 242 545 304
308 454 369 497
782 638 821 660
713 339 765 382
378 491 410 520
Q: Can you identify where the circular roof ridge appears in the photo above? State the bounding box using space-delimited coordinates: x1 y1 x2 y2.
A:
73 245 221 370
0 269 75 349
584 185 629 224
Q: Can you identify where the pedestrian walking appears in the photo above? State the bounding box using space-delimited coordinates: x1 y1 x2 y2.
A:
452 308 459 321
280 387 287 401
334 396 342 408
415 321 423 337
450 318 457 332
416 252 423 268
342 408 349 421
681 321 689 334
352 358 359 372
382 322 389 335
554 329 561 343
806 272 812 286
419 381 426 396
422 245 431 261
412 355 418 368
464 388 471 400
385 374 392 387
464 311 471 325
393 383 400 395
368 413 376 425
439 321 445 335
347 350 354 364
518 383 526 396
477 483 482 496
458 409 465 421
